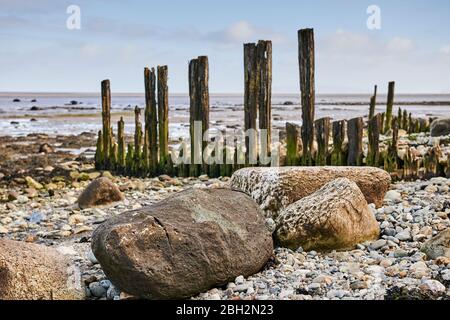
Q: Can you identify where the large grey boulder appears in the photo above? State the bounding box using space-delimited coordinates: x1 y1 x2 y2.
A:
91 188 273 299
275 178 380 251
231 166 391 219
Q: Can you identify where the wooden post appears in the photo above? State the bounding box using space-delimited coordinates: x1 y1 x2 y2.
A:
331 120 346 166
244 43 258 164
298 28 315 165
94 130 103 170
380 112 385 134
314 117 330 166
408 113 413 134
369 85 377 120
189 56 210 176
367 113 381 167
125 144 134 175
402 109 408 132
257 40 272 158
134 106 143 173
144 67 158 174
286 122 302 166
397 108 403 130
101 80 111 168
158 66 169 170
385 81 395 133
117 117 126 172
385 117 399 174
347 117 363 166
446 154 450 178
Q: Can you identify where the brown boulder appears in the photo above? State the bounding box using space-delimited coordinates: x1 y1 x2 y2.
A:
0 239 85 300
77 177 124 209
275 178 380 251
91 188 273 299
231 166 391 218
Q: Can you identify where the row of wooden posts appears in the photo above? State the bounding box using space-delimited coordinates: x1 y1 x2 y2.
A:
95 28 448 180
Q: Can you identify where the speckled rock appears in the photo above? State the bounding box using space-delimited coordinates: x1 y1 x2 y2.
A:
275 178 380 251
0 239 84 300
77 177 124 209
421 228 450 259
231 166 391 218
92 188 273 299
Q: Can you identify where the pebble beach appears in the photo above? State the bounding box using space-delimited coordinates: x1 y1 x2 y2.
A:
0 129 449 300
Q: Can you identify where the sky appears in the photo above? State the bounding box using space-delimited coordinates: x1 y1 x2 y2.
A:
1 0 450 94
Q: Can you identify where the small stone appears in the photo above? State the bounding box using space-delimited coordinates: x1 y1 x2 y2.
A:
87 251 98 264
100 280 112 289
106 285 121 300
410 261 429 278
384 190 401 202
370 239 387 250
28 211 44 224
101 171 114 179
350 280 368 290
89 282 107 298
25 176 43 190
17 195 29 203
235 275 245 285
424 185 438 193
419 280 446 295
394 249 409 258
395 230 411 241
0 226 8 234
312 275 334 285
265 218 276 233
74 226 92 234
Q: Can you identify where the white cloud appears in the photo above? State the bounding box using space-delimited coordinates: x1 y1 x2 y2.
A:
205 21 286 45
386 37 415 53
440 45 450 55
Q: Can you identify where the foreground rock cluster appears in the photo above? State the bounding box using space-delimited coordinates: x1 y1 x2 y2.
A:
0 140 449 300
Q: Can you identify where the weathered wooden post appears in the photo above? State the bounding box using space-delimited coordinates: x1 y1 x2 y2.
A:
101 80 112 168
347 117 363 166
369 85 377 120
134 106 143 173
144 67 158 174
380 112 385 134
315 117 330 165
298 28 315 165
286 122 302 165
189 56 210 176
94 130 103 170
402 109 408 132
408 113 413 134
257 40 272 159
385 81 395 133
117 117 126 173
125 143 134 175
331 120 346 166
385 117 399 174
158 66 169 170
367 113 381 167
244 43 258 164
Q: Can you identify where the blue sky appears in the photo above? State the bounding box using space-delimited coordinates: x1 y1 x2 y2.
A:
1 0 450 93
